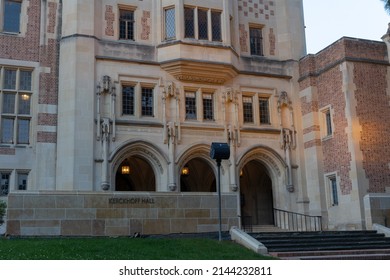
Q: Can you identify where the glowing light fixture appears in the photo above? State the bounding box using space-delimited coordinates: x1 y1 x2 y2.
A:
121 160 130 174
181 166 189 176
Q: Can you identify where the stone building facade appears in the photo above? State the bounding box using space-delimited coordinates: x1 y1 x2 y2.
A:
0 0 389 236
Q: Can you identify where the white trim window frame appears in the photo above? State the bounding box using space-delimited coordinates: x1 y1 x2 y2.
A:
325 173 339 207
0 66 33 146
119 80 156 120
320 105 334 140
164 6 176 41
1 0 22 34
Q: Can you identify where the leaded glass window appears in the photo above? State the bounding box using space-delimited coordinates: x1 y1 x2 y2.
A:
185 92 197 120
141 87 154 117
122 85 135 115
165 7 176 40
119 9 134 40
243 96 254 123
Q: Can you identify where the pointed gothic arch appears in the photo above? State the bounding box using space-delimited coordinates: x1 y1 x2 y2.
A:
176 143 217 192
110 140 169 192
237 145 288 227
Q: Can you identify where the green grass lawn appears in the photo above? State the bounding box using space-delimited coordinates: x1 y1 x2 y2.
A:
0 237 275 260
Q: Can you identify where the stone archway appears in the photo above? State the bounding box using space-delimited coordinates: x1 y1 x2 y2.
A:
115 155 155 191
240 160 274 226
110 140 169 192
180 157 216 192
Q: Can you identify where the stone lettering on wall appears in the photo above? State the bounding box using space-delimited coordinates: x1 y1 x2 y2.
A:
108 197 156 205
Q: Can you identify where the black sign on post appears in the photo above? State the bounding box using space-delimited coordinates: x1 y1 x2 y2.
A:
210 142 230 161
210 142 230 241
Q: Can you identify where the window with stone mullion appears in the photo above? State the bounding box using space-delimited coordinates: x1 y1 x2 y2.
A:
119 10 134 40
211 11 221 41
165 7 176 40
197 9 208 40
184 7 195 38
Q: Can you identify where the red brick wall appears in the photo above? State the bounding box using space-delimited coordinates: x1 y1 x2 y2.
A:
0 0 59 144
317 67 352 195
0 0 41 61
300 37 389 195
354 62 390 193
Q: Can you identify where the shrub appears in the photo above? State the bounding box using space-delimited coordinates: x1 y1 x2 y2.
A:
0 200 6 226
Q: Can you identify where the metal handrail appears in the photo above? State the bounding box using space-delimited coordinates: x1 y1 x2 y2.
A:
273 208 322 232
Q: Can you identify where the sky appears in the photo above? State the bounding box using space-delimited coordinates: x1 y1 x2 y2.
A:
302 0 390 54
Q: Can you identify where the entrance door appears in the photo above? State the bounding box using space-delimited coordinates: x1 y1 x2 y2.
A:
240 160 274 226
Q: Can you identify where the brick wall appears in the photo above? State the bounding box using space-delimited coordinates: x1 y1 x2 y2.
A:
354 62 390 193
0 0 59 145
0 0 41 61
300 37 390 195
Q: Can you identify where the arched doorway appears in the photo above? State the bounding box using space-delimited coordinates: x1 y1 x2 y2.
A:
240 160 274 226
180 158 216 192
115 155 155 191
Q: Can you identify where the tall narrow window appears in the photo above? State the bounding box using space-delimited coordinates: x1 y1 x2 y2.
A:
325 110 333 136
0 172 10 196
1 68 32 145
122 85 135 115
185 92 197 120
259 97 270 124
184 7 195 38
211 11 222 41
250 27 263 56
165 7 176 40
321 107 333 139
3 0 22 33
119 9 134 40
141 87 154 117
197 9 208 40
243 96 254 123
203 93 213 121
329 176 339 206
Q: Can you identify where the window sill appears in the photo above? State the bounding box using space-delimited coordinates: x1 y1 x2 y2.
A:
322 134 334 141
0 31 21 36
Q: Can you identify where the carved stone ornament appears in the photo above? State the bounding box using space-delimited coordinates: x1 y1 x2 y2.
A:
223 88 239 103
277 91 292 111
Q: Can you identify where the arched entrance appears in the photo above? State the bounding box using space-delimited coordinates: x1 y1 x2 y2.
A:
240 160 274 226
115 155 156 191
180 158 216 192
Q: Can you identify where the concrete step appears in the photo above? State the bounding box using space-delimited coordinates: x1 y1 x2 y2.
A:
254 230 390 257
271 249 390 260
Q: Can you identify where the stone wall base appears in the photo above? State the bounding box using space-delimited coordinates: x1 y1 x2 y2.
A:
364 193 390 229
6 192 239 236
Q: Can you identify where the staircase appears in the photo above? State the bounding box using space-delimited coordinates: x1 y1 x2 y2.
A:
251 230 390 259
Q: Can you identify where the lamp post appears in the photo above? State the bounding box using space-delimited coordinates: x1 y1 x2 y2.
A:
210 142 230 241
